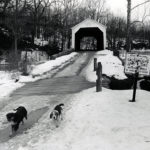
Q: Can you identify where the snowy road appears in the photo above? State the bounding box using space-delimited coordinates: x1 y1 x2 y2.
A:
0 52 95 148
9 52 95 99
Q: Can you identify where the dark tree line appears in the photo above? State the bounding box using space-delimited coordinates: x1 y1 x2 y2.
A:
0 0 150 57
0 0 109 55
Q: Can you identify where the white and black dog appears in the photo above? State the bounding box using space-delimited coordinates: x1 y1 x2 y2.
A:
6 106 27 136
50 103 64 125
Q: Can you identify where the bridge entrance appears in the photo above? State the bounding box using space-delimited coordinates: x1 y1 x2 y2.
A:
71 18 106 51
75 27 103 51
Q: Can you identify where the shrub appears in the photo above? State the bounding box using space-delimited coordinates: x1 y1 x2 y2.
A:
140 80 150 91
40 42 60 56
6 51 20 71
109 76 134 90
0 24 13 50
18 36 39 50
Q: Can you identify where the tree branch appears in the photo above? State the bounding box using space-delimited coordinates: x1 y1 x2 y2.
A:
131 0 150 11
131 20 144 26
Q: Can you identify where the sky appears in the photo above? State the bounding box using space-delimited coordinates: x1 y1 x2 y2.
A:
106 0 150 21
106 0 127 16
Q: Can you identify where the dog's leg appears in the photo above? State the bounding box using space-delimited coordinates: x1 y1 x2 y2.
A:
55 120 59 128
22 119 24 125
60 114 63 120
9 126 14 137
25 115 27 120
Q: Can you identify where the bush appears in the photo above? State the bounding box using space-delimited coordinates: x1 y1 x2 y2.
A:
40 42 60 56
113 50 119 57
0 24 13 50
18 37 33 49
6 51 20 71
109 76 134 90
140 80 150 91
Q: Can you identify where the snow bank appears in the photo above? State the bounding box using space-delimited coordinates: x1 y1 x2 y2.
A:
0 81 23 99
31 52 78 76
0 71 24 100
83 50 127 82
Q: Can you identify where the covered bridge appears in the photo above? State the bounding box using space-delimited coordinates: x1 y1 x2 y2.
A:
71 18 106 51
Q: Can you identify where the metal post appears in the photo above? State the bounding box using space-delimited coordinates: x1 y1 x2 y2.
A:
129 71 139 102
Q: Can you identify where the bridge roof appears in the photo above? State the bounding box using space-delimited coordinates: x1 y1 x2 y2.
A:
71 18 106 31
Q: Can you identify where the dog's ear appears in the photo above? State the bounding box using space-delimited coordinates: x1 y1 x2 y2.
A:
50 113 53 119
60 104 64 109
6 114 10 121
6 113 14 121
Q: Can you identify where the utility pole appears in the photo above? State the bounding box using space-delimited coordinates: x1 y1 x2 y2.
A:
126 0 131 52
14 0 18 55
126 0 150 52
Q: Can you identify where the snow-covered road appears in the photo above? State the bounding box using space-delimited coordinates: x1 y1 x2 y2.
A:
0 52 96 149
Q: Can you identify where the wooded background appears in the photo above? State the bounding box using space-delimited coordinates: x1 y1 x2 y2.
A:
0 0 150 56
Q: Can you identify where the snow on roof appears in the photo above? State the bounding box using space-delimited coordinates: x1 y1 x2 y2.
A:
71 18 106 30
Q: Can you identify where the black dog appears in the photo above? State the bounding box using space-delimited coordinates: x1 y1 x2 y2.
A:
6 106 27 136
50 103 64 121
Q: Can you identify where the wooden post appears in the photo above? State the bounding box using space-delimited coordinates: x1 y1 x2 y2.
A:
94 58 97 71
96 62 102 92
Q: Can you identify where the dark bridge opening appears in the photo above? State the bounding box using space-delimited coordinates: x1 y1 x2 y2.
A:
75 27 104 51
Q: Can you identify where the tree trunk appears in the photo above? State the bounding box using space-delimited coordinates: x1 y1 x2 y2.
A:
67 34 71 49
113 37 116 49
61 38 64 51
14 35 18 55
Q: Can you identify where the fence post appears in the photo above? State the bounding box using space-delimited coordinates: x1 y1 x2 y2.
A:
96 62 102 92
94 58 97 71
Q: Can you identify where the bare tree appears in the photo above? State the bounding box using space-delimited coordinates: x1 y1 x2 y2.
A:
53 0 80 50
28 0 52 43
107 14 126 49
12 0 28 55
84 0 106 22
126 0 150 51
0 0 12 19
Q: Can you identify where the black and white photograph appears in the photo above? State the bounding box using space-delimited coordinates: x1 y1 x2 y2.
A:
0 0 150 149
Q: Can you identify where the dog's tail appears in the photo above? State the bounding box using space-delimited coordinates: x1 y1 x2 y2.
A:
59 103 64 107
